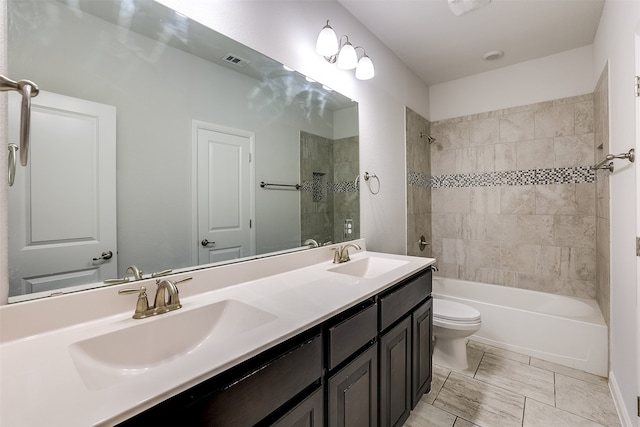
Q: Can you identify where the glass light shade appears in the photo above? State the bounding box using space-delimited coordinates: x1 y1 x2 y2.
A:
337 42 357 70
316 24 339 57
355 55 375 80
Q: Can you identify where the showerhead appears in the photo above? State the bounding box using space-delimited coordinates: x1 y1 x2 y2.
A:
419 132 436 144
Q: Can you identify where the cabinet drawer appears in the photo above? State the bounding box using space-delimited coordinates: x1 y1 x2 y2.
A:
379 270 431 332
196 334 322 426
327 302 377 370
272 386 323 427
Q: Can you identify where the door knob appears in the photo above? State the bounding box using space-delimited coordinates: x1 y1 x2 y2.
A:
201 239 215 247
92 250 113 261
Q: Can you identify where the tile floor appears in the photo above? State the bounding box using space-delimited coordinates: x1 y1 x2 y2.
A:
404 340 621 427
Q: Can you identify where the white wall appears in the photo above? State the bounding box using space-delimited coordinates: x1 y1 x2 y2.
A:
429 45 595 121
156 0 431 256
592 2 640 425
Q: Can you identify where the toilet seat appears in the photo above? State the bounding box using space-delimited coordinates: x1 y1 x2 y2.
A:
433 298 481 323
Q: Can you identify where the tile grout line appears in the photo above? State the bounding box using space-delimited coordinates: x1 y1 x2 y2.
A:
471 349 486 378
553 372 557 408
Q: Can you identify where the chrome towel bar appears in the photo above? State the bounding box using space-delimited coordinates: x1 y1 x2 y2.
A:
592 148 635 172
1 74 39 186
260 181 301 190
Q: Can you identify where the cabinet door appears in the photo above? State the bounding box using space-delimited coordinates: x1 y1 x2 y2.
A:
328 344 378 427
412 298 433 408
272 387 323 427
379 316 412 427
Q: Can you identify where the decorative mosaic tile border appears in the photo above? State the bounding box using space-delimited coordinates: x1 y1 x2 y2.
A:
302 181 359 193
408 166 595 189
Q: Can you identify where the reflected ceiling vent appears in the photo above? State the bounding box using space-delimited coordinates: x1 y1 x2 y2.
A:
222 54 250 67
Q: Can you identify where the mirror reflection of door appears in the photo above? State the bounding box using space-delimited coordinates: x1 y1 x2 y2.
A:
8 91 117 300
195 122 255 265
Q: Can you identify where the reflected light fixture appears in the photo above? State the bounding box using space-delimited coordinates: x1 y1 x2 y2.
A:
315 20 375 80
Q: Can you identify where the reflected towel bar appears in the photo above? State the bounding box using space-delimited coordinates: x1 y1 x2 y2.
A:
260 181 301 190
1 74 40 186
592 148 635 172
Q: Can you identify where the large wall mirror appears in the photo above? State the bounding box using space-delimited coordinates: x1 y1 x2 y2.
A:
7 0 359 303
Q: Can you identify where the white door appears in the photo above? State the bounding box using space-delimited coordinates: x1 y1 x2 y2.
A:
194 122 254 264
8 91 117 299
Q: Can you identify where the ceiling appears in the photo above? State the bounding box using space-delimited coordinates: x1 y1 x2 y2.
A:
337 0 605 86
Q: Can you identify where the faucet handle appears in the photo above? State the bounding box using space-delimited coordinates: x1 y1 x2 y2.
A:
151 269 173 278
174 277 193 285
118 287 150 319
331 247 342 264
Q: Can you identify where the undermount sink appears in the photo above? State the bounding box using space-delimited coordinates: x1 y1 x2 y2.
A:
69 299 277 390
328 256 409 279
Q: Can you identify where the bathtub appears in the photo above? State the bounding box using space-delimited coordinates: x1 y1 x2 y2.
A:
432 277 608 377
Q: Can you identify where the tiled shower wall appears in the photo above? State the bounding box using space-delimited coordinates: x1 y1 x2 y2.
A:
427 94 598 299
332 135 360 242
300 131 359 245
406 107 432 257
594 65 610 325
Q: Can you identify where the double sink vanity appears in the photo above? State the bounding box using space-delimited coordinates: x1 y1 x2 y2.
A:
0 239 435 426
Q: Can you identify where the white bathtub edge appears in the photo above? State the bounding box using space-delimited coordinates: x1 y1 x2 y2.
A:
433 277 609 377
469 334 608 377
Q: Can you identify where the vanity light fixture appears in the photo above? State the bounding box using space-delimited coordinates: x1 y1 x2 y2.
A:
315 20 375 80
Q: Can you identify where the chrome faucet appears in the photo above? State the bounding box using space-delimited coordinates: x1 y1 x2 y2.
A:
103 265 146 285
118 277 192 319
304 238 319 248
126 265 143 281
154 278 181 313
332 243 362 263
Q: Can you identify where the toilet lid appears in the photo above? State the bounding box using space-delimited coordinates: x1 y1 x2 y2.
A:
433 298 481 323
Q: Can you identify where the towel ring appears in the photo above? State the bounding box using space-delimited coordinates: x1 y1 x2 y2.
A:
363 171 380 195
7 144 18 187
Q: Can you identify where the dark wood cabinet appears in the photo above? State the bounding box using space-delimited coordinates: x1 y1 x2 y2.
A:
379 316 412 427
118 267 433 427
117 331 322 427
327 343 378 427
379 271 431 331
378 269 433 426
412 298 433 408
327 301 377 370
191 334 322 426
272 386 324 427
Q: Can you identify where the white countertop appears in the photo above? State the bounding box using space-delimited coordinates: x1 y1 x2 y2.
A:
0 242 434 426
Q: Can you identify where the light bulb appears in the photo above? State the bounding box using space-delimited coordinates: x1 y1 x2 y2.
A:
355 55 375 80
337 42 357 70
316 21 339 57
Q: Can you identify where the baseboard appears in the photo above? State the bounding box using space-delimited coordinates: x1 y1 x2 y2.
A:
608 370 635 427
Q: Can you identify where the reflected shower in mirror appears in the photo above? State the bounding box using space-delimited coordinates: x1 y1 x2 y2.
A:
7 0 359 302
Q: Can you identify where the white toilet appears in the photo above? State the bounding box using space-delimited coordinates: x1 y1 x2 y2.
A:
432 298 482 370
